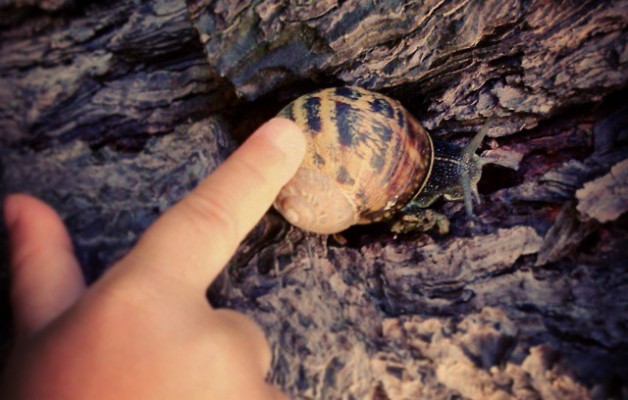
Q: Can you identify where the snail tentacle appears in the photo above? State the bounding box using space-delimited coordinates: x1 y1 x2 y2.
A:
459 122 492 216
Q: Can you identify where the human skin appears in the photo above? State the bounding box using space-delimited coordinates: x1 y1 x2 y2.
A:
0 118 306 399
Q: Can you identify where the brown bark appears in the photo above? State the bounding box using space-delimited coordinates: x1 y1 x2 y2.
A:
1 1 627 399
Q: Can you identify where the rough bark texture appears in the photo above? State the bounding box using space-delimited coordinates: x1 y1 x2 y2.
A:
1 1 627 399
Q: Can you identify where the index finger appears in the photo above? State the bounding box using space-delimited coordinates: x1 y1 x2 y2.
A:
114 118 306 290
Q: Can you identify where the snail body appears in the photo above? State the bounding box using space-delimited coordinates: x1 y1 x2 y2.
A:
273 86 486 234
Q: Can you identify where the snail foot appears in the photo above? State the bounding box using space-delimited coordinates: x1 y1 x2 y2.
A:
390 209 450 235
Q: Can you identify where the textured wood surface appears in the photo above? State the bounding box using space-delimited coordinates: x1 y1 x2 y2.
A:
1 1 627 399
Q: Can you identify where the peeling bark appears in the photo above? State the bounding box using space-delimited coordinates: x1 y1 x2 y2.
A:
576 159 628 223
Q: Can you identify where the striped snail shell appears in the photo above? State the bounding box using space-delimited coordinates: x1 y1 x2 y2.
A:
273 86 486 234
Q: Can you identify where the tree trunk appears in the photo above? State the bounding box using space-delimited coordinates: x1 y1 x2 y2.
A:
1 1 627 399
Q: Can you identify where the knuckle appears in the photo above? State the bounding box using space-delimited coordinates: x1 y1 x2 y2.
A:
9 247 42 310
9 246 45 300
233 156 270 189
10 245 40 274
180 191 240 242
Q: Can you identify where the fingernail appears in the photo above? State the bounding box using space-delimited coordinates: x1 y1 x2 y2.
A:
259 118 307 171
3 195 20 229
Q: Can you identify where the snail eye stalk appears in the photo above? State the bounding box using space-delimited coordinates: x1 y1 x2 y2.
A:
459 122 492 217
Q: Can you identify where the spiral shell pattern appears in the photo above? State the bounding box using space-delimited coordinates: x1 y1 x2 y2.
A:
274 86 433 234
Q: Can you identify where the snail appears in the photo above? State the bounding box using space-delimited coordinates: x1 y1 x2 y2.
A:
273 86 488 234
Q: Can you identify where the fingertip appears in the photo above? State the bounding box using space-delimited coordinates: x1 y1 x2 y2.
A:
5 193 56 223
4 194 85 335
252 117 307 182
4 194 37 230
4 194 74 252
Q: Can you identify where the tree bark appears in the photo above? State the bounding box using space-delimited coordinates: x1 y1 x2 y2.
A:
1 1 627 399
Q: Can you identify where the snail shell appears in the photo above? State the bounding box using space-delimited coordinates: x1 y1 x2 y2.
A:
273 86 434 234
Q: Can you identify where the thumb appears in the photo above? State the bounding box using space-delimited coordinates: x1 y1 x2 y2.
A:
4 194 86 337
